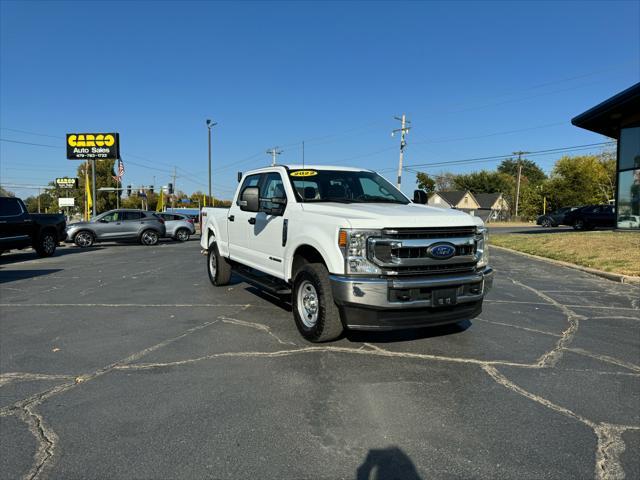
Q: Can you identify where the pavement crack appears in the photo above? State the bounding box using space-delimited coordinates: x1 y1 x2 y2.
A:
482 365 639 480
475 317 561 337
14 405 58 480
565 348 640 373
0 373 75 388
219 316 297 346
510 278 585 368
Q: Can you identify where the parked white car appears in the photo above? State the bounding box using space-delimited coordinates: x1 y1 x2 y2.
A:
618 215 640 228
200 165 492 342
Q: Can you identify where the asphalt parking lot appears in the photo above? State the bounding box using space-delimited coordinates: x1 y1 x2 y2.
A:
1 239 639 480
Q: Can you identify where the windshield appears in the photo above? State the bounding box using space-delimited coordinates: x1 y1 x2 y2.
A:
287 169 409 204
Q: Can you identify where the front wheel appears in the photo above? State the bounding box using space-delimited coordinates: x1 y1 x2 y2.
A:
541 218 552 227
175 228 190 242
292 263 344 342
35 231 57 257
140 230 159 246
74 231 94 248
573 219 585 231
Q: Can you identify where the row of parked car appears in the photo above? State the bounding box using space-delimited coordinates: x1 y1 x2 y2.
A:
536 204 638 230
0 196 196 258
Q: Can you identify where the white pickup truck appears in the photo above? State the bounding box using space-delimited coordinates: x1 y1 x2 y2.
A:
201 165 493 342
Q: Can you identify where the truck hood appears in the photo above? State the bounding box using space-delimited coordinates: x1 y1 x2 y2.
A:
300 202 482 229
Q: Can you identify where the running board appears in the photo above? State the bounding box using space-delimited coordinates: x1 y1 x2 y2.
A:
232 266 292 296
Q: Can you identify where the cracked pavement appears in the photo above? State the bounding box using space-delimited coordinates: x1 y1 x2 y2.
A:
0 240 638 479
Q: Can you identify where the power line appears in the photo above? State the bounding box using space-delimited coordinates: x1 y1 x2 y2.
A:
403 142 614 170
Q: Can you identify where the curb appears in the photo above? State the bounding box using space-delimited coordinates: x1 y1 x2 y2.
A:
490 245 640 286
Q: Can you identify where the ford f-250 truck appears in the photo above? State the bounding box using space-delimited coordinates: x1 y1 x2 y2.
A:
201 165 493 342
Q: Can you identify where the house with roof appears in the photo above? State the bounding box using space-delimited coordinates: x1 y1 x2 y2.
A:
474 193 510 221
428 191 480 215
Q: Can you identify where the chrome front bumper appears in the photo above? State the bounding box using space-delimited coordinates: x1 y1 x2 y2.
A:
329 267 494 330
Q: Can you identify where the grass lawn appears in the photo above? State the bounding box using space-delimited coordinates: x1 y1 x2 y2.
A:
490 231 640 277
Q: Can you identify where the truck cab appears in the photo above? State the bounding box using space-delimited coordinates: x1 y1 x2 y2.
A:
201 165 493 342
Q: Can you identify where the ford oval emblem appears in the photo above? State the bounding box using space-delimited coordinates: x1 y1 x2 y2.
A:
427 243 456 260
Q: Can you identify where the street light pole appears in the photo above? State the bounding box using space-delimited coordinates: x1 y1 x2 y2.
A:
206 119 217 203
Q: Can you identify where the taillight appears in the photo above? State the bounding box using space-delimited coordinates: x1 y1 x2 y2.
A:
187 218 194 224
158 218 165 224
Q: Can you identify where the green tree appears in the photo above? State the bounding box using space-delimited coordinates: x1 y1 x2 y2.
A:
73 160 120 214
0 187 15 197
415 172 436 195
546 154 617 208
498 158 547 185
452 170 514 196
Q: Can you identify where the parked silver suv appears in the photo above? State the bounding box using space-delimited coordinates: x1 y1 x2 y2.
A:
158 212 196 241
66 209 166 247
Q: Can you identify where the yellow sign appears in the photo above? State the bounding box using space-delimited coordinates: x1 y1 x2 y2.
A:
290 170 318 177
67 134 116 148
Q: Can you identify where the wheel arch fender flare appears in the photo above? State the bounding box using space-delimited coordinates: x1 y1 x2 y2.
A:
287 241 337 282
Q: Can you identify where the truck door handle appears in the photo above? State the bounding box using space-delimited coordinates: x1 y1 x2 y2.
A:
248 217 256 225
228 215 235 222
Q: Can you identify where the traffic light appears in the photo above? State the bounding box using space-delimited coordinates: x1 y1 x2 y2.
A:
127 185 132 196
149 185 154 194
168 183 174 195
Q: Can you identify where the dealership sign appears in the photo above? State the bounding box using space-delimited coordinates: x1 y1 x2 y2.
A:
58 198 75 207
56 177 78 189
66 133 120 160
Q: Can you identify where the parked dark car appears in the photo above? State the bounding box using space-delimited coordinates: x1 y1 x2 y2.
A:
564 204 616 230
536 206 579 227
0 196 67 257
65 209 166 247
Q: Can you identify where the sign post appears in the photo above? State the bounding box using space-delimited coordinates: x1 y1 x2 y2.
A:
66 133 120 217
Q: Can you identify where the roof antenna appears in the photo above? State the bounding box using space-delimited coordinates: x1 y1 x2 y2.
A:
302 140 305 169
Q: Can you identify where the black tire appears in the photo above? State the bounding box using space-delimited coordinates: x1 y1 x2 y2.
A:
140 229 159 246
541 218 552 227
292 263 344 342
175 228 190 242
35 231 57 257
74 230 95 248
573 219 585 231
207 242 232 286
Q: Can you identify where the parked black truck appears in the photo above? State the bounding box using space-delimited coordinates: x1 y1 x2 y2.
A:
0 197 67 257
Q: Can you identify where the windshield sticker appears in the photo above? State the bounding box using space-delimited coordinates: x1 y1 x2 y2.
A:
290 170 318 177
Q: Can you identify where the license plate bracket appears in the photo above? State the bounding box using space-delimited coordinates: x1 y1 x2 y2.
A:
432 288 457 307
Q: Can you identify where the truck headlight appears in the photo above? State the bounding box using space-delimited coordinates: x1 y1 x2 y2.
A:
476 226 489 268
338 229 382 275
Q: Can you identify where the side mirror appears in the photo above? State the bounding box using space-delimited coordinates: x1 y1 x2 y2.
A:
239 186 259 212
99 218 108 223
413 190 428 204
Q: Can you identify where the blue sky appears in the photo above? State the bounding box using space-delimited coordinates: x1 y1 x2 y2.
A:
1 0 639 199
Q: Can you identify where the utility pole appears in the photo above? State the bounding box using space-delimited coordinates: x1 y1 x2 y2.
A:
206 119 217 202
267 147 283 166
91 159 97 217
172 166 177 209
513 151 529 218
392 114 411 189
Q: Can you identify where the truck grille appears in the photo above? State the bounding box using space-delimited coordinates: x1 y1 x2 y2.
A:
369 226 479 276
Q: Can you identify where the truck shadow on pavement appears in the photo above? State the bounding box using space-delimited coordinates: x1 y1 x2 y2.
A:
0 246 103 265
0 268 63 283
356 447 423 480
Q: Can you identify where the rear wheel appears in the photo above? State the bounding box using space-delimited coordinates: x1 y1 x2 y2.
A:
74 231 94 248
175 228 190 242
207 242 231 286
541 218 552 227
140 229 159 246
292 263 344 342
573 219 585 231
35 231 57 257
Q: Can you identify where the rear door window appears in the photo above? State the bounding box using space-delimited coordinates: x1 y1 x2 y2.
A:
123 211 143 221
